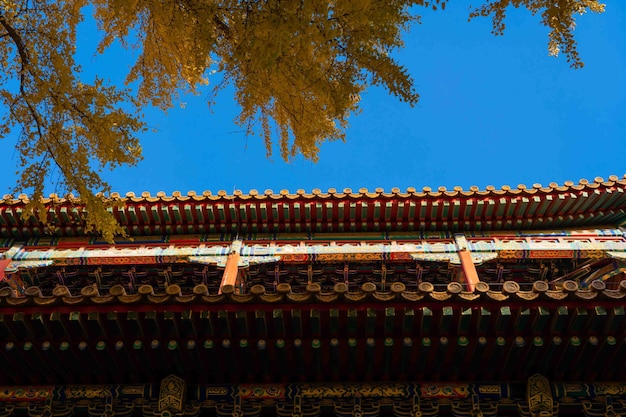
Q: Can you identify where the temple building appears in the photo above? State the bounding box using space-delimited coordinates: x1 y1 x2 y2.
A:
1 176 626 417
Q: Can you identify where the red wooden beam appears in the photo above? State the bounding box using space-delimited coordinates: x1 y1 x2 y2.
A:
458 250 480 292
0 258 12 281
219 252 241 294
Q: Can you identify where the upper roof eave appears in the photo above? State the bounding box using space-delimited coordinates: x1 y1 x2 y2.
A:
1 175 625 237
3 175 624 206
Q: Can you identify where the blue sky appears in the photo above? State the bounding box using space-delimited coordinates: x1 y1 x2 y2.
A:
2 2 625 197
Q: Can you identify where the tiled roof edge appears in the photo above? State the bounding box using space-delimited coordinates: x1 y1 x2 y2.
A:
1 279 624 307
2 175 625 205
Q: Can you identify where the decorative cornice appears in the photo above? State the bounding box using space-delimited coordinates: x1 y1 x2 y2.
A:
1 279 625 308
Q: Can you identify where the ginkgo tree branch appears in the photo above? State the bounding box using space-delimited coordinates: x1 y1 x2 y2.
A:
0 0 608 242
0 13 31 83
0 3 145 241
0 13 81 198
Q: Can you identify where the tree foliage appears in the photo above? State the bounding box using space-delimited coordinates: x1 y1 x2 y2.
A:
469 0 606 69
0 0 606 240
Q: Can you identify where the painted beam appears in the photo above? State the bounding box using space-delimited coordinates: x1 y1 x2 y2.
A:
4 229 626 268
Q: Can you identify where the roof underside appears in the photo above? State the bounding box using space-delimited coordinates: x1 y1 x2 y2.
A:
1 177 626 238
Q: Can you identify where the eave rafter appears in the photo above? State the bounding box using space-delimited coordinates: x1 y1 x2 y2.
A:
1 176 626 237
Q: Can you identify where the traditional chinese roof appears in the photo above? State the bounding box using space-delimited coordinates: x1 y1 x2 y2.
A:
2 177 626 410
1 176 626 237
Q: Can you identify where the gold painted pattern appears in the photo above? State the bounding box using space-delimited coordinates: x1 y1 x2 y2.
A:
420 384 469 398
